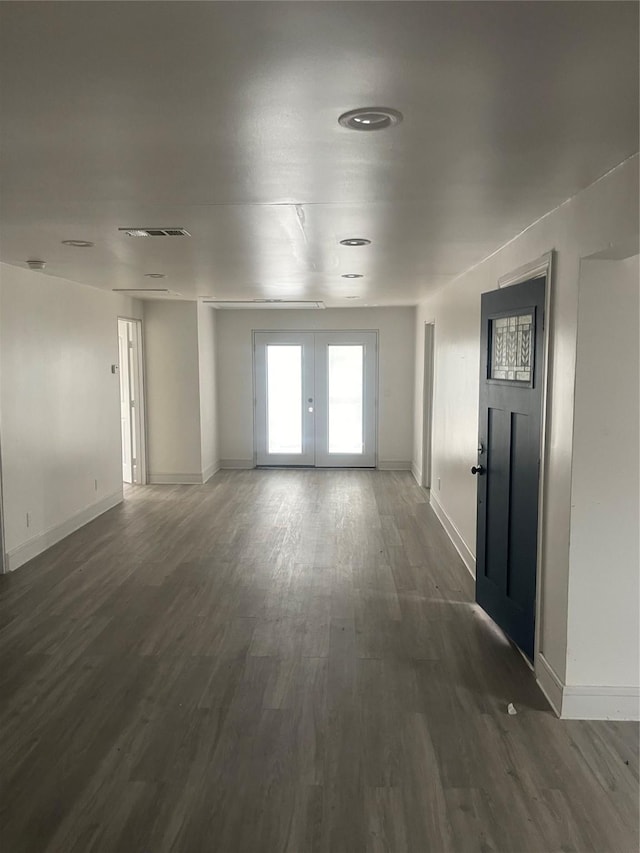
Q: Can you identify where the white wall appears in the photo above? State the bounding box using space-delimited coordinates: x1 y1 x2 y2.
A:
197 302 219 480
412 154 639 691
143 300 204 483
215 307 415 468
0 262 141 569
566 256 639 696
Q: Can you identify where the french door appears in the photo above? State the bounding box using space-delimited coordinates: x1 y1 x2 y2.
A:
254 331 377 467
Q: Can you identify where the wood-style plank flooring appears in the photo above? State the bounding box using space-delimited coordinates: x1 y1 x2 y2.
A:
0 470 637 853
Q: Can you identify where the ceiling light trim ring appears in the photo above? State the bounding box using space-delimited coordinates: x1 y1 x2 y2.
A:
338 107 403 131
342 273 364 279
61 239 94 248
340 238 371 247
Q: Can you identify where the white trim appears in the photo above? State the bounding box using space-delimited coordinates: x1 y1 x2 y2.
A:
421 322 436 489
429 490 476 579
0 431 6 574
536 653 564 717
148 472 208 484
433 154 636 296
411 461 422 484
6 491 123 571
378 460 412 471
117 316 148 486
220 458 255 470
535 653 639 720
202 462 220 483
132 318 148 485
562 685 640 721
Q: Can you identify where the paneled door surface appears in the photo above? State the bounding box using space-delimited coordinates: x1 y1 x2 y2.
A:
254 330 377 467
474 276 546 661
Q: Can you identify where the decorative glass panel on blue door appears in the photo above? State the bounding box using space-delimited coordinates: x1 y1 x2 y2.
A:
490 312 534 382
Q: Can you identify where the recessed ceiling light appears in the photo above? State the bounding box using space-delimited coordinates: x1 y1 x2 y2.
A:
342 274 363 279
340 238 371 247
338 107 403 131
61 239 94 248
26 259 46 271
145 273 166 279
346 296 361 299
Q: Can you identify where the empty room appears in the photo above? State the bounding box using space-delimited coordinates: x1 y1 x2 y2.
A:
0 2 638 852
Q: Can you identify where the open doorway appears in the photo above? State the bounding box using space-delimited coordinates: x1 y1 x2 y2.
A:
421 322 435 489
117 318 147 485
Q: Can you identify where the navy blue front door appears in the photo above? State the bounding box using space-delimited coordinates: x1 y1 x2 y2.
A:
475 276 546 661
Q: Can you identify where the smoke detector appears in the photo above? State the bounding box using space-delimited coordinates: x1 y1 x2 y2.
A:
26 259 46 271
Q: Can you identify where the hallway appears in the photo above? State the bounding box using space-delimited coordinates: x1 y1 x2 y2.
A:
0 470 637 852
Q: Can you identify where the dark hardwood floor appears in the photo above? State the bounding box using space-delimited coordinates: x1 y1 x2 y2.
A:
0 470 637 853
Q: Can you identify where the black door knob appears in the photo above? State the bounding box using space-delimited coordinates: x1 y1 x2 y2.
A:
471 465 485 475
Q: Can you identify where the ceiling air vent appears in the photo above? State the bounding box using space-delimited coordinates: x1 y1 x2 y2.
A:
204 299 325 310
118 227 191 237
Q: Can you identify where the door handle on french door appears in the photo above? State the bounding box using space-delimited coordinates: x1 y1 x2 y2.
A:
471 465 485 475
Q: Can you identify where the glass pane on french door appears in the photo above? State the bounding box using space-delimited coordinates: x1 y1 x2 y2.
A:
254 332 315 466
267 345 302 454
328 345 364 454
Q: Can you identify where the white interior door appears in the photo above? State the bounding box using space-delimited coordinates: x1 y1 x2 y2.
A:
118 319 133 483
254 330 377 467
118 317 147 485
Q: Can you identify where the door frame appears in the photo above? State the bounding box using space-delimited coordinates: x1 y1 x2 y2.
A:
496 251 554 671
252 328 379 468
0 430 6 574
421 321 436 489
117 316 148 486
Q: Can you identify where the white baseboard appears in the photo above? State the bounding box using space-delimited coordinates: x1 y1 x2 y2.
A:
149 472 206 484
536 653 639 720
378 460 412 471
220 458 255 470
536 653 564 716
202 461 220 483
6 491 123 571
429 491 476 579
411 461 422 485
149 464 221 485
562 685 640 721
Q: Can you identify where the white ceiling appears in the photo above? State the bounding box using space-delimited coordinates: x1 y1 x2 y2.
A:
0 1 637 306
